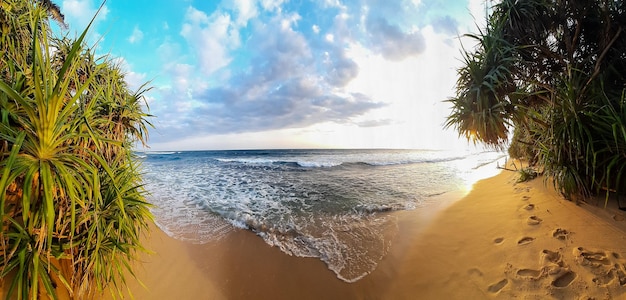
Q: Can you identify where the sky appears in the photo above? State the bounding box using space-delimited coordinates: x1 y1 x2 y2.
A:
56 0 487 151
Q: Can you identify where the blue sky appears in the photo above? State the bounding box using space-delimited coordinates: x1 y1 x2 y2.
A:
57 0 486 150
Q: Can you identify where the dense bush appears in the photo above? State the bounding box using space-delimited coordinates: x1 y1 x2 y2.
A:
446 0 626 203
0 1 153 298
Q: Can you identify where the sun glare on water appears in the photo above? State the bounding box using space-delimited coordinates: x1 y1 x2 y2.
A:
456 154 507 195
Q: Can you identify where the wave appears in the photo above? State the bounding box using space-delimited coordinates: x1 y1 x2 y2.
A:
150 204 236 244
215 158 278 165
349 155 469 167
144 151 179 155
297 155 470 168
216 158 343 168
224 212 398 283
353 203 410 214
296 161 343 168
214 155 472 169
143 149 504 283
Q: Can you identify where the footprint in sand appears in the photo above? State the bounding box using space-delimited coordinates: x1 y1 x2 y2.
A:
527 215 543 225
552 228 569 240
616 264 626 286
468 268 484 277
494 237 504 244
516 268 542 279
521 195 531 201
541 249 562 265
523 203 535 210
592 269 615 286
573 247 611 267
518 237 535 245
614 214 625 222
539 249 566 276
487 278 508 293
552 271 576 287
546 265 565 276
572 248 626 287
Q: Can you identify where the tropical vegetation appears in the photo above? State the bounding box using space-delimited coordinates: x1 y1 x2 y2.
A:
446 0 626 204
0 0 153 299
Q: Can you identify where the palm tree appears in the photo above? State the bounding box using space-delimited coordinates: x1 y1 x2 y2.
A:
0 1 153 299
446 0 626 200
444 21 517 148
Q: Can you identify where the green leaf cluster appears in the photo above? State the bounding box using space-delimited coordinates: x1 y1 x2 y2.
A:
517 167 538 183
446 0 626 202
0 1 153 299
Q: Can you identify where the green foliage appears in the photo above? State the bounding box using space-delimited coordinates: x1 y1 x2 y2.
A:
444 22 517 149
517 167 538 183
446 0 626 201
508 127 535 164
590 90 626 207
0 0 153 299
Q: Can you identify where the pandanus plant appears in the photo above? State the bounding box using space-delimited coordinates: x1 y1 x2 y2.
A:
446 0 626 202
0 1 153 299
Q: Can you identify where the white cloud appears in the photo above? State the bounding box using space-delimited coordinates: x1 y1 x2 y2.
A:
141 0 478 150
169 63 197 92
329 11 353 45
144 11 383 145
185 6 210 23
260 0 287 12
110 57 147 92
466 0 488 30
155 40 184 70
148 128 318 151
180 7 240 75
128 26 144 44
322 0 345 9
280 12 301 30
62 0 109 30
125 71 148 91
340 26 465 149
232 0 258 26
365 17 426 61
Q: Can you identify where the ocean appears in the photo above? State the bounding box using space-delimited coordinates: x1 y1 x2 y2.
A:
138 149 506 282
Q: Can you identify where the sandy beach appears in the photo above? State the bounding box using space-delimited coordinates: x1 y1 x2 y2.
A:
98 166 626 300
3 1 624 299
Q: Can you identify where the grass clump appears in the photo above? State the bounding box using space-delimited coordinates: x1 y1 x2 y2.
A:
517 168 538 183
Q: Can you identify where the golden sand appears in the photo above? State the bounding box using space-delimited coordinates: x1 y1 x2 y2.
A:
4 168 626 299
108 168 626 299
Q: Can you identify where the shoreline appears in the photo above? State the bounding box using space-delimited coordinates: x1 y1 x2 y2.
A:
99 169 626 299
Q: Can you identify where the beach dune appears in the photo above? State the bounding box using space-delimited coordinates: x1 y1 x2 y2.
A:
104 167 626 299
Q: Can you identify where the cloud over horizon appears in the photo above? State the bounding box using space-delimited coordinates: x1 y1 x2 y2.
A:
58 0 485 149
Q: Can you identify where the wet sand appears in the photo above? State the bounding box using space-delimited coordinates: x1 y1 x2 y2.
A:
104 193 459 300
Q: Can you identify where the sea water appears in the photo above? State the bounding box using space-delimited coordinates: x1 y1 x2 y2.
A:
138 149 506 282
